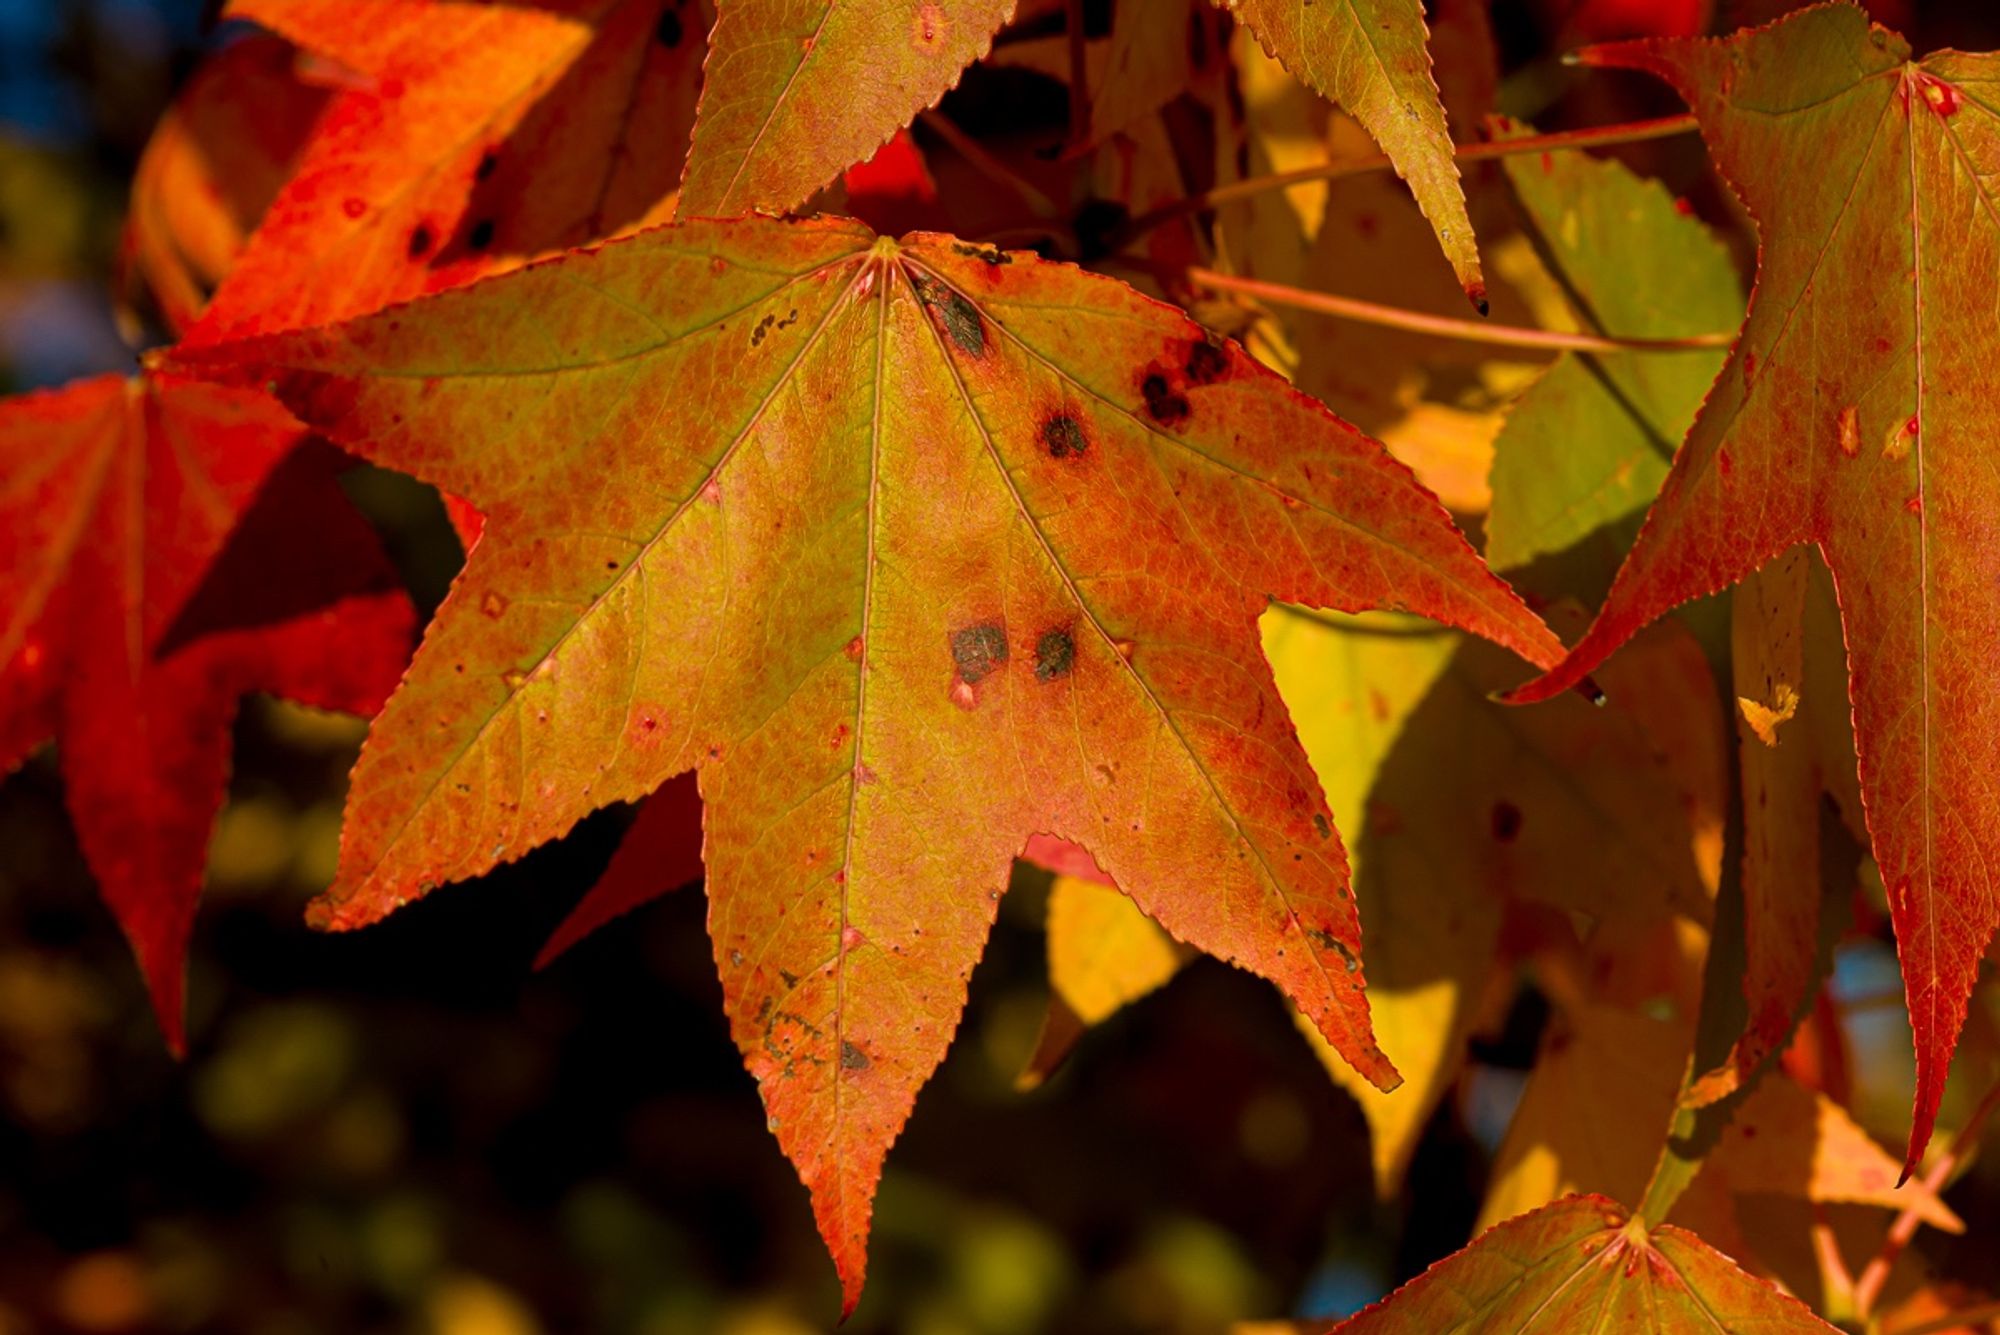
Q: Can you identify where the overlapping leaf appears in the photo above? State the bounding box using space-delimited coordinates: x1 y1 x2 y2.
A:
1509 3 2000 1168
169 216 1562 1305
678 0 1015 217
1327 1195 1838 1334
1230 0 1484 305
195 0 709 341
0 373 413 1048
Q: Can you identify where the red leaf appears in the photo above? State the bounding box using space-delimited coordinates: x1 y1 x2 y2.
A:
1507 2 2000 1171
0 374 413 1049
534 771 704 968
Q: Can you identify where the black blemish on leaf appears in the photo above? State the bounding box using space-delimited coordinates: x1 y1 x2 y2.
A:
1312 812 1332 840
1141 372 1190 426
1184 339 1228 385
475 151 499 182
1187 8 1209 69
912 274 985 357
407 224 434 259
913 275 983 356
1034 628 1075 682
1040 413 1088 459
1490 801 1523 843
841 1041 869 1070
751 312 777 347
778 968 798 989
952 242 1011 266
951 623 1008 683
656 8 683 46
468 217 496 251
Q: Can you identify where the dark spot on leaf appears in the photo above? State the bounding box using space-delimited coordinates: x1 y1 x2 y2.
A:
952 242 1010 265
1183 339 1227 385
1187 9 1208 68
1040 413 1088 459
951 623 1008 683
912 274 984 356
1034 628 1075 682
475 151 499 182
1141 373 1190 426
841 1041 869 1070
656 8 683 46
1491 801 1523 843
1074 198 1129 262
778 968 798 988
468 217 495 251
407 224 434 259
1312 813 1332 840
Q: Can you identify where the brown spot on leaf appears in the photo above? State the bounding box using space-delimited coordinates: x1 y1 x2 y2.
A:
951 623 1008 683
407 224 434 259
913 3 945 48
1141 373 1190 426
1312 812 1332 840
475 151 499 181
468 217 495 251
841 1041 870 1070
480 591 508 618
912 273 984 356
1040 413 1088 459
1033 628 1075 682
1183 339 1228 386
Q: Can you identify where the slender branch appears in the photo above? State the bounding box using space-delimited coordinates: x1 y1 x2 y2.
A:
918 111 1061 219
1852 1076 2000 1320
1064 0 1090 146
1889 1299 2000 1335
1118 113 1701 245
1808 1204 1855 1324
1182 267 1737 355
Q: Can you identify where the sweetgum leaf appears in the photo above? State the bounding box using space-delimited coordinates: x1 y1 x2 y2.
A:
1229 0 1485 306
198 0 708 341
0 374 413 1050
677 0 1014 218
119 34 331 332
1510 2 2000 1171
170 216 1561 1307
1327 1194 1838 1334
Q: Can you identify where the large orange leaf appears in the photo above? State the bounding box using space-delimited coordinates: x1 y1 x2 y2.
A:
1326 1195 1837 1334
195 0 708 341
0 374 413 1049
1229 0 1484 306
169 216 1561 1306
676 0 1015 217
1507 3 2000 1169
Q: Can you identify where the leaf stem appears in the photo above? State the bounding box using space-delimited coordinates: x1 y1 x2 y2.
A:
1064 0 1090 146
1117 113 1701 245
1183 267 1737 355
1851 1075 2000 1321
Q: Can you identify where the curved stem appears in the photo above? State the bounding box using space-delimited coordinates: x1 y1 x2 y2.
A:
1852 1075 2000 1321
1118 114 1701 245
1184 267 1737 355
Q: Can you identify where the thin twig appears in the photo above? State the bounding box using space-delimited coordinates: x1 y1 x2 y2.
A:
918 111 1061 219
1183 267 1737 355
1852 1076 2000 1320
1064 0 1090 146
1117 113 1701 245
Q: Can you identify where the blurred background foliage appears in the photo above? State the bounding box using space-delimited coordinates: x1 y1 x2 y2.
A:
6 1 2000 1332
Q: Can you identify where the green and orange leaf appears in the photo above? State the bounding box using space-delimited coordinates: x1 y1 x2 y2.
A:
167 216 1563 1306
